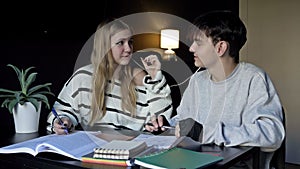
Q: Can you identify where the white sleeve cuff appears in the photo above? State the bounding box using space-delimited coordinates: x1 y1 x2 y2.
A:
143 71 163 83
59 114 78 126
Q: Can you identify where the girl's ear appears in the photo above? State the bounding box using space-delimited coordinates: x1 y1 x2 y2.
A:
215 41 228 57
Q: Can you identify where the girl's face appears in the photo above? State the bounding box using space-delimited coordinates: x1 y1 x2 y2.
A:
189 31 219 68
110 29 133 66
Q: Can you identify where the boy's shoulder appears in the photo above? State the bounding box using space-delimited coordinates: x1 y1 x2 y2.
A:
240 62 266 75
190 69 210 82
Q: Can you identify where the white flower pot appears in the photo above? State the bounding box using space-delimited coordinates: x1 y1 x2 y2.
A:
12 102 41 133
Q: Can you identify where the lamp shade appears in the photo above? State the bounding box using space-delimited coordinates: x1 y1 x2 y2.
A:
160 29 179 49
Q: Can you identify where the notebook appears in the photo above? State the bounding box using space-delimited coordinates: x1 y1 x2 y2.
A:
93 140 147 160
134 147 223 169
82 152 134 167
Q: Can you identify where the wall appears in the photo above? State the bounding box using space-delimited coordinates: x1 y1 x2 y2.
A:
239 0 300 164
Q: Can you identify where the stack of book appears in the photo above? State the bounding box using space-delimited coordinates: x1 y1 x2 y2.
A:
81 140 148 166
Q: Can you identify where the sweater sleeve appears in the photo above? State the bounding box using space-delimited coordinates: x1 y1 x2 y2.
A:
214 73 285 152
46 81 80 133
46 66 93 133
143 71 173 123
175 75 198 121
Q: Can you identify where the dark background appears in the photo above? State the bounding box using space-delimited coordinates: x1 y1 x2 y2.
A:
0 0 238 135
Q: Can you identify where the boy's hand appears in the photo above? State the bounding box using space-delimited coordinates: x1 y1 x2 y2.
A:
145 115 170 135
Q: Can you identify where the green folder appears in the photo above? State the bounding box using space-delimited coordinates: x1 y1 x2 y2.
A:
134 147 223 169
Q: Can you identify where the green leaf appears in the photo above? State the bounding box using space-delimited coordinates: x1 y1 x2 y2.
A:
15 92 26 104
23 66 35 78
30 93 51 109
33 90 55 96
0 88 17 94
1 99 12 108
22 66 35 91
27 98 40 112
0 93 17 98
8 99 18 114
28 83 52 95
23 72 37 94
7 64 21 81
30 93 47 101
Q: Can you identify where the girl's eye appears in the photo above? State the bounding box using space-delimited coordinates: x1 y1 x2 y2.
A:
115 38 133 46
116 41 124 46
128 39 134 45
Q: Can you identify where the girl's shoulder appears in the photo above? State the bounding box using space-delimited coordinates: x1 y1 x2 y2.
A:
75 64 93 73
64 64 93 87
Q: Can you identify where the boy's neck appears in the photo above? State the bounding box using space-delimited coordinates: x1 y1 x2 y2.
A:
209 57 238 82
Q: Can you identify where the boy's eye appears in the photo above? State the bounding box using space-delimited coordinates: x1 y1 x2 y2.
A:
195 40 202 46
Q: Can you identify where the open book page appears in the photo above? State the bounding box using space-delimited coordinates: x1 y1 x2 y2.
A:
0 140 40 156
0 131 108 160
131 134 185 149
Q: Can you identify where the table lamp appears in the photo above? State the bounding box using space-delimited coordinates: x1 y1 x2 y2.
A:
160 29 179 61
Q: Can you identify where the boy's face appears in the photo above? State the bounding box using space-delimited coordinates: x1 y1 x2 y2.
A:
189 31 219 68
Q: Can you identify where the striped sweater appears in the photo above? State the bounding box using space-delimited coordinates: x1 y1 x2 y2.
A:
47 64 173 132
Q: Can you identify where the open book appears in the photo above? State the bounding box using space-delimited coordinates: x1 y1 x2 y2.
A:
0 131 108 160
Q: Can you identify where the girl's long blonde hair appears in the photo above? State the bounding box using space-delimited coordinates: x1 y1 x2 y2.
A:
89 19 137 125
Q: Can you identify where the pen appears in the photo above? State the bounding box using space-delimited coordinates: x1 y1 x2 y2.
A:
162 126 175 129
52 107 69 134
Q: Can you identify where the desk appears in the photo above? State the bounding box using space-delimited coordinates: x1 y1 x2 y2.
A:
0 128 259 169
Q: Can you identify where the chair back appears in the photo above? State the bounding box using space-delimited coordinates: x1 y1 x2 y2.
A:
270 107 286 169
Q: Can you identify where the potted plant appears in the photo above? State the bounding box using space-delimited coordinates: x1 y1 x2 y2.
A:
0 64 54 133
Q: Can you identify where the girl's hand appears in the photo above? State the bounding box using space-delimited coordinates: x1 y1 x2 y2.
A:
52 117 73 135
141 55 161 79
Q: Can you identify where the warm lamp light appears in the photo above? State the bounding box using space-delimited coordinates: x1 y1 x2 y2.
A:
160 29 179 61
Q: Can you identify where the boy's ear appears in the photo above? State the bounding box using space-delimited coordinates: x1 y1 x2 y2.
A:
215 41 228 56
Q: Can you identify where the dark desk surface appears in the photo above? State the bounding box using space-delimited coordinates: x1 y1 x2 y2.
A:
0 128 259 169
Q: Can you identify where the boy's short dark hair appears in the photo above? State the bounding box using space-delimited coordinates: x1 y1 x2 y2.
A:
190 10 247 63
